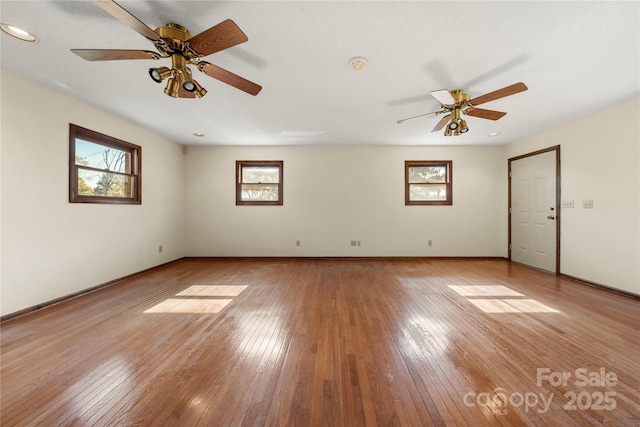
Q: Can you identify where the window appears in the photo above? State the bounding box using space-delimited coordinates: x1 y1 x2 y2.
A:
69 124 141 204
236 161 283 205
405 160 452 205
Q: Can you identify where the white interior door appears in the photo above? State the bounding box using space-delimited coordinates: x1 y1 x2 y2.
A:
510 150 557 273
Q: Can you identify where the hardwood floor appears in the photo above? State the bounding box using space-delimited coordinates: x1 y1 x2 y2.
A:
1 258 638 426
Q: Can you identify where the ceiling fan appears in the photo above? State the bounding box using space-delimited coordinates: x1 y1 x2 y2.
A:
396 82 528 136
71 0 262 98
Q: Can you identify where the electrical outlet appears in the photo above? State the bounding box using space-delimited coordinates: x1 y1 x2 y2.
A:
562 200 574 208
296 240 301 247
583 199 594 209
158 245 163 253
428 240 433 247
357 240 361 247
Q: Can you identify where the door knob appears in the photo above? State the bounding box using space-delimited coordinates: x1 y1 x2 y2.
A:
547 215 555 220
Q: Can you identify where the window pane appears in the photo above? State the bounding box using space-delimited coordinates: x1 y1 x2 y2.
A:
77 168 100 195
70 124 141 204
241 184 279 201
408 166 446 183
242 167 279 183
410 184 447 201
79 169 133 197
75 139 130 173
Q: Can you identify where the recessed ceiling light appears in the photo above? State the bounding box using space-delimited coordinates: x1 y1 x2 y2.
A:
488 132 501 137
193 132 205 137
349 57 367 71
0 24 38 42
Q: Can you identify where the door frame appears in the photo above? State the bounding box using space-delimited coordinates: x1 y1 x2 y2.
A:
508 145 561 274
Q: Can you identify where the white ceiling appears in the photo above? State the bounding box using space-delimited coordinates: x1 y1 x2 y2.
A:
1 1 638 146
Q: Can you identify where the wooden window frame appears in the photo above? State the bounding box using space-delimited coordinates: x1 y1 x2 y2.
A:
236 160 283 206
69 124 142 204
405 160 453 205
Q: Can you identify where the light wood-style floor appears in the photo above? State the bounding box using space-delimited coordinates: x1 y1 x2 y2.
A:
1 258 638 426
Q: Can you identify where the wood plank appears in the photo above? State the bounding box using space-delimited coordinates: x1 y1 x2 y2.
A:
1 258 638 426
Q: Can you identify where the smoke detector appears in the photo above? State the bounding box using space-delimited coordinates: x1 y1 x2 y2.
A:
349 57 367 71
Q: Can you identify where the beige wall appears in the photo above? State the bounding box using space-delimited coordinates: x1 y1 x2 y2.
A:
2 67 637 316
1 70 187 316
184 145 507 257
505 97 639 295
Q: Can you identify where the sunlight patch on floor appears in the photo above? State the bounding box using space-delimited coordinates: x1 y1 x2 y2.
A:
448 285 524 297
449 285 560 313
144 298 233 314
176 285 248 297
144 284 247 314
467 298 560 313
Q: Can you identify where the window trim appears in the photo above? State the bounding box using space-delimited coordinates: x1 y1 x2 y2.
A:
405 160 453 205
236 160 283 206
69 123 142 204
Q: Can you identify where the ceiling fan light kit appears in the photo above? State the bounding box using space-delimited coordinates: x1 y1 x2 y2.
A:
443 108 469 136
163 76 180 97
181 68 197 92
192 81 208 98
459 119 469 133
71 1 262 99
397 82 528 137
149 66 171 83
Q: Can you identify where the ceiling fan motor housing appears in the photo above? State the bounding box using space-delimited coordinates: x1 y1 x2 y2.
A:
156 23 191 43
450 89 470 104
155 23 197 58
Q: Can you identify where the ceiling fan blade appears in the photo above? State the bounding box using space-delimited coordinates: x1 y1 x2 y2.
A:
465 108 507 121
430 89 456 105
469 82 528 106
198 62 262 96
187 19 248 57
431 114 451 132
178 86 196 98
71 49 160 61
93 0 161 42
396 111 442 125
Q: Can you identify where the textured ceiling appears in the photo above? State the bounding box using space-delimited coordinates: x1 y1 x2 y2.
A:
1 1 638 146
